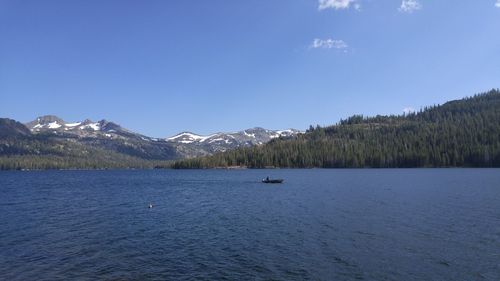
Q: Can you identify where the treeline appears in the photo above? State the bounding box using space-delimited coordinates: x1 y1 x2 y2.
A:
0 155 172 170
173 89 500 168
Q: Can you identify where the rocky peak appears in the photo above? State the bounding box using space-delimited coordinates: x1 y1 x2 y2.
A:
0 118 32 137
26 115 66 129
99 120 125 132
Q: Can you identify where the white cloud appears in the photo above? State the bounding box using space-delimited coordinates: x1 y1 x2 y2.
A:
496 0 500 8
318 0 357 10
403 107 416 114
310 38 348 49
399 0 421 13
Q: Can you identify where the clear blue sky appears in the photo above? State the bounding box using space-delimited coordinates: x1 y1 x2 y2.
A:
1 0 499 137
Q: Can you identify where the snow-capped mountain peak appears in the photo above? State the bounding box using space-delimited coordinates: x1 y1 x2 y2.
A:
165 127 301 155
25 116 134 140
27 115 65 130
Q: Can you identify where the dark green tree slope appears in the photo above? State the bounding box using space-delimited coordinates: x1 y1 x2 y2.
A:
0 136 173 170
173 89 500 168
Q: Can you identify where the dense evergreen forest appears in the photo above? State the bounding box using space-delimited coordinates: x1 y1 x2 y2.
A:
173 89 500 168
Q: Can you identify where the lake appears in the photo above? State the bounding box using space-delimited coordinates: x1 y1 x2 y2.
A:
1 169 499 280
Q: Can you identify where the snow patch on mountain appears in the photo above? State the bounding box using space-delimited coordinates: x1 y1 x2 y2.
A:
32 121 62 129
167 132 216 143
65 122 81 127
208 137 233 144
243 130 256 138
47 122 62 129
80 123 100 131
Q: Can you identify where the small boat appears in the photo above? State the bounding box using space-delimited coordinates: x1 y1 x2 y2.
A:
262 178 284 184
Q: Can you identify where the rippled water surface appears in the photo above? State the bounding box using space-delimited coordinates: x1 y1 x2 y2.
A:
1 169 499 280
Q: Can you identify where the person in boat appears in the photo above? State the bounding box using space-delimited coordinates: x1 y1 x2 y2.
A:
266 176 269 181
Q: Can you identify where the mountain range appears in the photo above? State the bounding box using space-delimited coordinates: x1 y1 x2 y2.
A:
0 115 300 169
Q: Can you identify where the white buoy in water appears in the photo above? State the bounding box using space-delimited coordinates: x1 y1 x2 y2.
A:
149 203 153 208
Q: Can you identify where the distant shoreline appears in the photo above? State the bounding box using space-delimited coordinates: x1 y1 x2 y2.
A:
1 166 499 172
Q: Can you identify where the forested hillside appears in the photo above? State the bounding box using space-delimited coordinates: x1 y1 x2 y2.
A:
173 89 500 168
0 119 172 170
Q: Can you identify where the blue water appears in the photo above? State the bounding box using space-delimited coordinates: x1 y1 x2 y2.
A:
1 169 499 280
